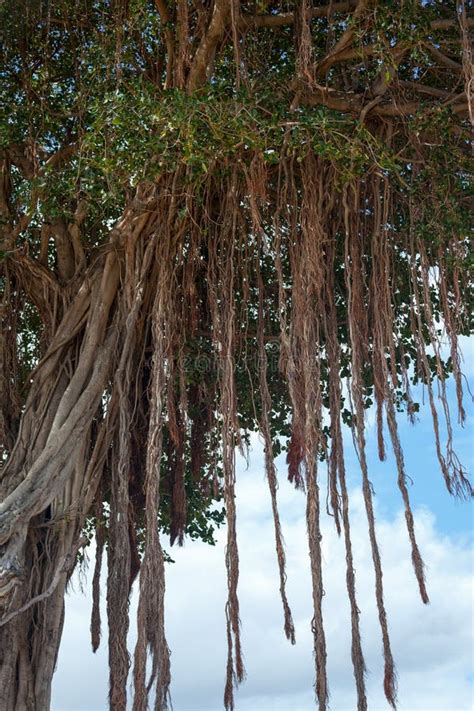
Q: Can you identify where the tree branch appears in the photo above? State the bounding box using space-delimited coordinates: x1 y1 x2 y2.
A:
154 0 175 89
42 144 78 173
315 0 374 78
7 250 61 326
423 43 462 71
397 80 461 99
296 80 469 119
431 17 474 30
5 144 36 180
240 1 358 29
241 7 474 32
187 0 230 92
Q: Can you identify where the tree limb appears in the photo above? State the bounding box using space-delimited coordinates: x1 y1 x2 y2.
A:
241 7 474 32
154 0 175 89
423 43 462 71
315 0 374 78
371 45 409 97
397 80 461 99
7 251 61 326
187 0 230 92
42 144 78 173
240 1 358 29
431 17 474 30
296 80 469 119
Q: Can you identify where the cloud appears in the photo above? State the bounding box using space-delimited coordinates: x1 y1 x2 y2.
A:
52 447 473 711
458 335 474 379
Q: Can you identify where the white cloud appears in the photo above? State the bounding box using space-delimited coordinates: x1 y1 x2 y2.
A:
52 447 473 711
458 335 474 379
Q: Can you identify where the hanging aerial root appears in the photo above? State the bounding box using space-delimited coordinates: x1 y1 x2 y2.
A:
350 407 398 709
458 0 474 126
408 199 472 500
418 239 472 500
287 425 306 491
344 185 397 708
256 251 296 645
167 375 187 547
306 457 328 711
324 245 367 710
132 343 171 710
107 225 161 710
0 268 21 458
437 246 465 426
366 170 429 606
90 499 105 653
385 398 429 604
332 435 368 710
208 172 246 710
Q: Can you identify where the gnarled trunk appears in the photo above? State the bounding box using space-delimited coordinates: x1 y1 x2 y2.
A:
0 566 66 710
0 244 122 710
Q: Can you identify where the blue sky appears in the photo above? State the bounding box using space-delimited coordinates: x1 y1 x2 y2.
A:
344 377 474 539
52 339 473 711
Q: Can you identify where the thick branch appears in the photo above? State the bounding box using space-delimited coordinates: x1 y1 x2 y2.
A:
315 0 374 78
0 326 117 547
8 251 61 326
5 144 35 180
371 45 409 97
242 7 474 31
187 0 230 92
296 80 469 119
240 1 357 29
423 43 463 71
154 0 175 88
397 81 460 99
42 144 78 173
431 17 474 30
51 218 75 282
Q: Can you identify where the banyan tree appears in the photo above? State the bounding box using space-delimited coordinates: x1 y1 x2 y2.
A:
0 0 472 708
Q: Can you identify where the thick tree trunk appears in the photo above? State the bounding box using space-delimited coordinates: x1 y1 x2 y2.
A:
0 201 160 709
0 581 66 711
0 479 93 710
0 247 122 709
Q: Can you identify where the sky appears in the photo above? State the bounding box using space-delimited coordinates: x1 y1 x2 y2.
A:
52 339 474 711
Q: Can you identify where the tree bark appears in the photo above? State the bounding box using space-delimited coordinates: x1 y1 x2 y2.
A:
0 251 120 709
